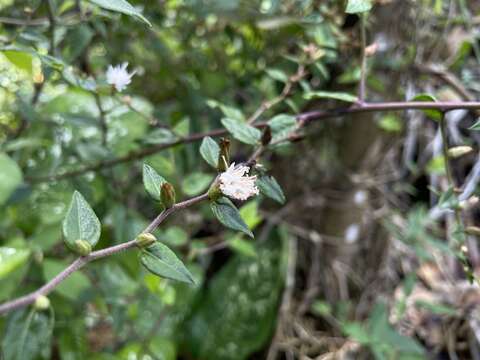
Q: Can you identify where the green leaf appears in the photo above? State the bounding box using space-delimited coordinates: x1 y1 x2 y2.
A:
182 172 213 196
378 114 403 132
88 0 151 26
2 50 33 74
62 191 101 250
228 236 257 257
140 242 195 284
221 118 261 145
304 91 358 103
268 114 297 143
346 0 372 13
207 100 245 121
143 164 166 201
239 201 262 229
265 68 288 83
0 247 31 280
160 226 189 247
184 229 286 359
143 128 178 145
211 197 254 238
0 153 23 205
2 309 54 360
257 176 286 204
200 136 220 167
411 94 442 121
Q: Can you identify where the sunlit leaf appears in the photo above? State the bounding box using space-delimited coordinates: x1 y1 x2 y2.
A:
143 164 166 201
346 0 372 13
62 191 101 250
200 136 220 168
0 247 31 280
88 0 151 26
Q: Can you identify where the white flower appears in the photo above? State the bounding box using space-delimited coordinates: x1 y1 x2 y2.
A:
106 62 136 92
219 163 259 201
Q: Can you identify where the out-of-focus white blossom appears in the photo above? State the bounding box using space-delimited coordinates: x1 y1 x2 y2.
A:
219 163 259 201
344 224 360 244
353 190 368 205
106 62 136 92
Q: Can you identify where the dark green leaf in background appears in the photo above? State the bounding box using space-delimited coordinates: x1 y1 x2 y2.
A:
221 118 261 145
268 114 297 144
2 309 54 360
0 153 23 205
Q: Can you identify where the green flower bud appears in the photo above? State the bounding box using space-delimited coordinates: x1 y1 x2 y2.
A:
136 232 157 248
160 182 176 208
447 146 473 158
465 226 480 236
217 138 230 172
208 181 222 201
74 239 92 256
34 295 50 311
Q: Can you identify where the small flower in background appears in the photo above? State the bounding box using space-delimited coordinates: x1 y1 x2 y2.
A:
219 163 259 201
106 62 136 92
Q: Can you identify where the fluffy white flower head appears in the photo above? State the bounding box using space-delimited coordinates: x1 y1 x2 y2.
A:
106 62 136 92
219 163 259 201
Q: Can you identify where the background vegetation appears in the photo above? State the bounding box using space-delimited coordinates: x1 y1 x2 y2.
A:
1 0 480 359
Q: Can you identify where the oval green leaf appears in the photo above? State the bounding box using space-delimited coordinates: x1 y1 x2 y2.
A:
200 136 220 168
0 247 31 280
256 176 286 204
143 163 166 201
211 197 254 238
221 118 262 145
0 153 23 205
140 242 195 284
62 191 101 250
88 0 151 26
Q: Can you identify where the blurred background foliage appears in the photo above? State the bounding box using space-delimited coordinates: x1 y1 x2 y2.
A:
2 0 480 359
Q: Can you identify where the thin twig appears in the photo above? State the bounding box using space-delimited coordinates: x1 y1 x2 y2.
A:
358 14 367 103
94 93 108 146
0 193 208 315
26 100 480 184
246 64 306 125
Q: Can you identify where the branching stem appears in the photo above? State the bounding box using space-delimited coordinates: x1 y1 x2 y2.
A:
0 193 208 315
